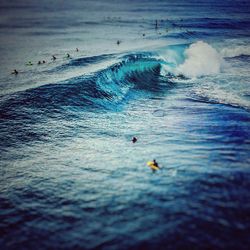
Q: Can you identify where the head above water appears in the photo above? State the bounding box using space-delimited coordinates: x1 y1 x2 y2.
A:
132 137 137 143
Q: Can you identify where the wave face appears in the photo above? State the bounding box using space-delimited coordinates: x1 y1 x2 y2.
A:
0 53 166 113
0 53 172 148
1 0 250 250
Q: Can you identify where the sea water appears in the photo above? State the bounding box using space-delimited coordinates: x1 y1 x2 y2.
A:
0 0 250 249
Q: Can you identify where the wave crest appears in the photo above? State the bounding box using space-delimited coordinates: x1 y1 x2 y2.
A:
176 41 223 78
221 45 250 58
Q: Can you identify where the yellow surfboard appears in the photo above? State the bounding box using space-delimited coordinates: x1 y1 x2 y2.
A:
147 161 160 171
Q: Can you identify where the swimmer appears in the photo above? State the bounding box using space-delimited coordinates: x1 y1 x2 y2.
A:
132 137 137 143
38 61 41 65
117 40 121 45
76 48 79 52
52 55 56 61
42 60 46 64
11 69 18 75
142 33 145 37
66 53 71 58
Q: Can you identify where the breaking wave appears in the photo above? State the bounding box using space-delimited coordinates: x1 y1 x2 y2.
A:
176 41 223 78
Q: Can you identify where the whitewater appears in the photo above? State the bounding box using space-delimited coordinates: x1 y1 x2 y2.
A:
0 0 250 249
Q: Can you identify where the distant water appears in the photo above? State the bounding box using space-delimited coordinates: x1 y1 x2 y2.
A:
1 0 250 249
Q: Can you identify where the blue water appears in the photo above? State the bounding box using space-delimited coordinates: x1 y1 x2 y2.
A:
1 0 250 249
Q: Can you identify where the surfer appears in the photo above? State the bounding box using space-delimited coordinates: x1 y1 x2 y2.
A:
132 137 137 143
147 159 160 172
153 159 159 168
11 69 18 75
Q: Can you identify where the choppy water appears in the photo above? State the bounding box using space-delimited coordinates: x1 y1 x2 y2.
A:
1 0 250 249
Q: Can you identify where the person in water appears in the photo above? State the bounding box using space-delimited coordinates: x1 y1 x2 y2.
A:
132 137 137 143
153 159 159 168
117 40 121 45
38 61 41 65
52 55 56 61
155 19 158 29
12 69 18 75
76 48 79 52
42 60 46 64
67 53 71 58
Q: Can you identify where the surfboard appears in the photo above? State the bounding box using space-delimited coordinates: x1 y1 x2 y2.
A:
147 161 160 171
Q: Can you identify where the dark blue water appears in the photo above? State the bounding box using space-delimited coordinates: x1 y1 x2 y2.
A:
1 0 250 249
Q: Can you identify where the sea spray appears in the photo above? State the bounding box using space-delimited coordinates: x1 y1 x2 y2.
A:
176 41 223 78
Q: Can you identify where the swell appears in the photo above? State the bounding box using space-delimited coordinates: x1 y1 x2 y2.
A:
165 17 250 41
0 53 170 148
0 53 166 115
178 18 250 30
54 53 116 71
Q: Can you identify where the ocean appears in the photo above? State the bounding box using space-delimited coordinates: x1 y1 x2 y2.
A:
0 0 250 249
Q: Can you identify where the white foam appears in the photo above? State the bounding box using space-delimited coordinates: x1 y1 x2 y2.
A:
176 41 223 78
193 82 250 110
220 45 250 58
